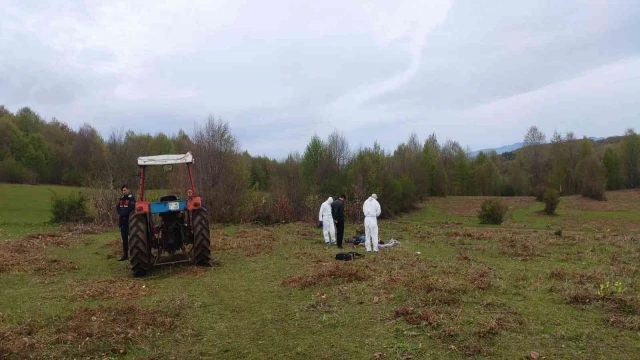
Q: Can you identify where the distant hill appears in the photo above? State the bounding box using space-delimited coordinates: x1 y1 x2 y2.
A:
470 136 604 158
470 142 524 158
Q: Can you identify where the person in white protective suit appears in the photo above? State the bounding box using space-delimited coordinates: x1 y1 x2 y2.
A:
362 194 382 252
318 197 336 245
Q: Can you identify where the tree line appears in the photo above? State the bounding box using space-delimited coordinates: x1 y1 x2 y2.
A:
1 105 639 223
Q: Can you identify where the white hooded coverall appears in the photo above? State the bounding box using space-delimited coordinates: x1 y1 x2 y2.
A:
363 195 382 252
319 197 336 244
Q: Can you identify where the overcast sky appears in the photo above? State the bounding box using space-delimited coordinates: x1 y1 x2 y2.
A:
1 0 639 158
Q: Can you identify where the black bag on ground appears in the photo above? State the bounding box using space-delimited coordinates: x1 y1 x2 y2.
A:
335 252 364 261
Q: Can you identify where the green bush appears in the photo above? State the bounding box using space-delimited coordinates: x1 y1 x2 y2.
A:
51 191 91 223
478 199 508 225
543 188 560 215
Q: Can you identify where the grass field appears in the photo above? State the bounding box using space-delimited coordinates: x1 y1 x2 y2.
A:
0 184 171 240
1 184 640 359
0 184 81 239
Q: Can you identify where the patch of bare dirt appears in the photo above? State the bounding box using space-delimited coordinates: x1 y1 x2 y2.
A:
70 277 153 301
0 232 81 274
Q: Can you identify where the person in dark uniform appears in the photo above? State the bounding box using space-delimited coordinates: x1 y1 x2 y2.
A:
331 194 346 249
116 184 136 261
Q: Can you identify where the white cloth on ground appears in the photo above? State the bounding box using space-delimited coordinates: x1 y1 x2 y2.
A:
378 239 400 248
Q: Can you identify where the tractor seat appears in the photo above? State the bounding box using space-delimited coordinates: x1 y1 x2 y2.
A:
159 195 179 202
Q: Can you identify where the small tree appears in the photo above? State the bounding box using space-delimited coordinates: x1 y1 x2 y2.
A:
478 199 508 225
543 188 560 215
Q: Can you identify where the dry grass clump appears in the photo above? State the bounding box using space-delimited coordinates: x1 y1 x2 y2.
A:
501 235 542 260
468 265 493 290
393 299 525 358
393 306 442 327
281 262 370 289
548 268 607 306
548 266 640 332
604 314 640 330
0 303 197 359
0 232 80 274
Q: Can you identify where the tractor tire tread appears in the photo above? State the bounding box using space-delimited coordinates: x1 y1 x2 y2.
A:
192 209 211 266
129 214 151 277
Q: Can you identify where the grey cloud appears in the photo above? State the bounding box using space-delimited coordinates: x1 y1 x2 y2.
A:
369 0 640 110
1 0 639 159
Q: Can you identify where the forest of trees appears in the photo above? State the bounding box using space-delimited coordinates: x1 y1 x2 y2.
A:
1 104 639 223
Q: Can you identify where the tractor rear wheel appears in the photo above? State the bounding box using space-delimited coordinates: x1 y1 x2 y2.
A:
129 213 151 277
191 209 211 266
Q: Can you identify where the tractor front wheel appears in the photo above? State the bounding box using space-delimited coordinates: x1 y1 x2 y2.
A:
129 213 151 277
191 209 211 266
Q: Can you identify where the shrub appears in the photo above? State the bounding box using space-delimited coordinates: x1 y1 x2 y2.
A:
273 195 295 223
542 188 560 215
51 191 91 223
86 188 120 225
477 199 508 225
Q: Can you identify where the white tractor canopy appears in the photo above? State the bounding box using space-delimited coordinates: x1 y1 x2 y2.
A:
137 152 194 166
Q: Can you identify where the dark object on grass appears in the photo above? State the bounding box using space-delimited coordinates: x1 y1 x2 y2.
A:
554 229 563 237
317 220 323 228
335 252 364 261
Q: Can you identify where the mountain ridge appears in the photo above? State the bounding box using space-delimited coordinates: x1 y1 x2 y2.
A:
470 136 604 157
